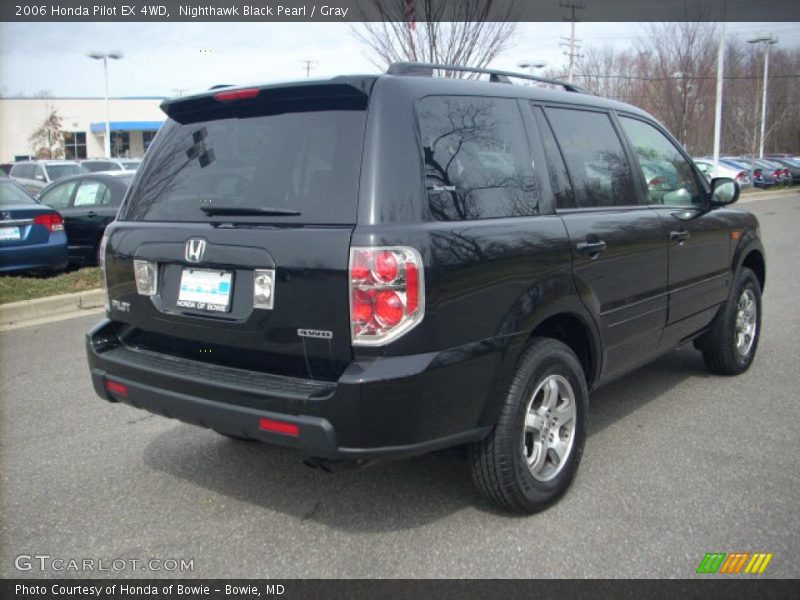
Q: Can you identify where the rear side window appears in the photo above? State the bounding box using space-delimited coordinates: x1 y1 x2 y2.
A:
531 104 575 209
122 100 367 224
545 108 637 208
74 180 110 206
418 96 538 221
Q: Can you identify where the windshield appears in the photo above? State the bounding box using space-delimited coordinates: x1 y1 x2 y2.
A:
119 160 141 171
46 163 86 181
122 102 367 224
0 181 37 205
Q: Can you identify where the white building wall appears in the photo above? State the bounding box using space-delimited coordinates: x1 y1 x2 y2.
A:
0 97 164 162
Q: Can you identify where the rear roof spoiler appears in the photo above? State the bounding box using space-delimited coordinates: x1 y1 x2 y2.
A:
161 77 376 122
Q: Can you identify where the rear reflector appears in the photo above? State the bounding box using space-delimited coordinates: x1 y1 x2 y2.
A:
258 418 299 437
104 380 128 396
214 88 260 102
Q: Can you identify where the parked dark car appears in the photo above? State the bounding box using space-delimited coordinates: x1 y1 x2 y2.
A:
9 160 87 195
0 178 68 273
81 158 141 173
721 158 777 188
86 64 765 513
753 158 792 186
38 171 133 265
767 157 800 183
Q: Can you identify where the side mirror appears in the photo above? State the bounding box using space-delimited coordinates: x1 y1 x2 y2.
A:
710 177 739 206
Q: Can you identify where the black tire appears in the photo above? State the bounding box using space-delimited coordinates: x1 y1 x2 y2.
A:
469 338 588 513
700 267 762 376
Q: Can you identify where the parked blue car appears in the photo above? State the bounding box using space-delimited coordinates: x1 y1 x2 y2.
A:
720 158 778 189
0 179 68 274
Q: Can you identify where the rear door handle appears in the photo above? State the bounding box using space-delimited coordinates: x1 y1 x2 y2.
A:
670 229 690 243
576 240 607 256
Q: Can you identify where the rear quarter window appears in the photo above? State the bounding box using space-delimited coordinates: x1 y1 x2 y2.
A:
417 95 538 221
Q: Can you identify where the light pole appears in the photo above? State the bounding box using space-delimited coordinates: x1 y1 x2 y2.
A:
517 61 548 84
747 33 778 158
87 51 123 158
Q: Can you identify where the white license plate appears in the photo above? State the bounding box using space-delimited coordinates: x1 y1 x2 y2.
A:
0 226 21 241
177 269 233 312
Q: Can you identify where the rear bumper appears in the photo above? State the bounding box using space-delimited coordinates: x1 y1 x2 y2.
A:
86 319 495 460
0 232 68 272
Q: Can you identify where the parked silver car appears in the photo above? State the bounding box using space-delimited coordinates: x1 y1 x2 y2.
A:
694 158 752 189
80 158 141 173
9 160 87 195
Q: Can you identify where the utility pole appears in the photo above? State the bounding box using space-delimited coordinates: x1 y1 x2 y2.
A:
559 1 585 83
300 59 318 78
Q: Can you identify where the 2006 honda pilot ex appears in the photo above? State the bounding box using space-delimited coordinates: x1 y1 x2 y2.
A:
87 62 765 513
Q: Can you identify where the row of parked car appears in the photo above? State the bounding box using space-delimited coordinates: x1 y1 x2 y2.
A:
0 159 137 274
693 154 800 189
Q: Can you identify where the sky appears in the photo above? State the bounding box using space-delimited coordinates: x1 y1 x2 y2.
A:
1 21 798 98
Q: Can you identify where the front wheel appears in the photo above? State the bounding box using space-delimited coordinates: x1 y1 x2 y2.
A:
701 267 762 376
470 338 588 513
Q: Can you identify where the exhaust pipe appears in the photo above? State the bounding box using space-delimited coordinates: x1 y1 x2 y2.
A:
302 457 373 473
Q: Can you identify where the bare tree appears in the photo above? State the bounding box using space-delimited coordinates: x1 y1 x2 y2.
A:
29 109 65 159
352 0 519 76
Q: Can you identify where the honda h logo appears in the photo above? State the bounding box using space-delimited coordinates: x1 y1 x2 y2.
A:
185 239 206 263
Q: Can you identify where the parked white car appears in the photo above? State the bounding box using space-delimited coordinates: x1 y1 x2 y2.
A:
694 158 752 189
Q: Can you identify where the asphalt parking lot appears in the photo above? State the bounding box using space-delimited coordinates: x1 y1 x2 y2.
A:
2 192 799 579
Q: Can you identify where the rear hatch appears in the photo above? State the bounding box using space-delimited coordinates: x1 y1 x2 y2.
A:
105 80 373 381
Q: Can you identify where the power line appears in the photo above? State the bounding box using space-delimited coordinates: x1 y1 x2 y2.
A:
574 73 800 81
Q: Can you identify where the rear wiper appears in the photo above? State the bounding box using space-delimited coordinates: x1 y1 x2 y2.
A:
200 206 301 217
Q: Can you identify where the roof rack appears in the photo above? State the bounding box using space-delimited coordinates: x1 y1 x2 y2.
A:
386 62 591 94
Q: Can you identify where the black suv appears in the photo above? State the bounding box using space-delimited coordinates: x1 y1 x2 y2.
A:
86 63 765 513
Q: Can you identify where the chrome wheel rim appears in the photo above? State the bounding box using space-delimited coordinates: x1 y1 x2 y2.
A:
735 288 757 357
522 374 577 482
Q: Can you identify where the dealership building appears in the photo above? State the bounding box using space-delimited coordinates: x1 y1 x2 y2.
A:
0 96 166 162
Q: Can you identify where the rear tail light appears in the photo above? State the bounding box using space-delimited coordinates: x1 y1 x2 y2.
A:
133 259 158 296
214 87 259 102
349 247 425 346
783 169 790 177
754 169 762 178
33 213 63 232
253 269 275 310
736 172 746 181
773 170 781 178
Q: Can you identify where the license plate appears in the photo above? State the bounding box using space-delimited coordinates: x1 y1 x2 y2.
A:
177 269 232 313
0 226 21 241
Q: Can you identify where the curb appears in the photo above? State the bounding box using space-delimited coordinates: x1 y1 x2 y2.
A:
739 188 799 203
0 289 105 328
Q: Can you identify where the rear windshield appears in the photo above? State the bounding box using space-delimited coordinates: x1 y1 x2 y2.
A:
0 181 37 205
121 101 367 224
46 163 86 181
